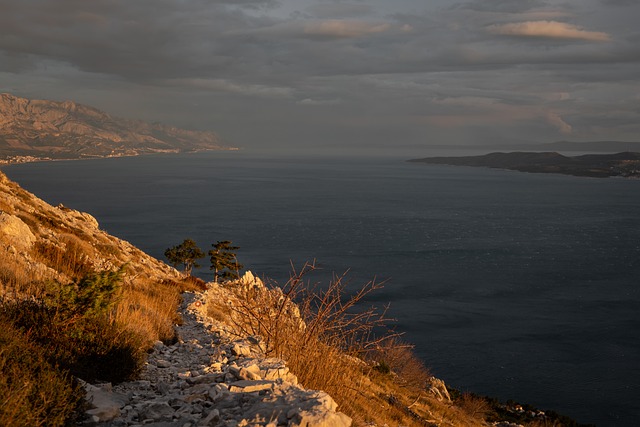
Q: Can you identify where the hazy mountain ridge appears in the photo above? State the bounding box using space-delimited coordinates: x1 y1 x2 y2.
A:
409 151 640 178
0 93 232 163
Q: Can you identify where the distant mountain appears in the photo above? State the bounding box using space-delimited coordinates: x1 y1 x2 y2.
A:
0 93 233 163
541 140 640 152
408 151 640 178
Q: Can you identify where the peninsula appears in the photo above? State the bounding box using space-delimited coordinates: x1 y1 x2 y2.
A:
408 151 640 178
0 93 234 164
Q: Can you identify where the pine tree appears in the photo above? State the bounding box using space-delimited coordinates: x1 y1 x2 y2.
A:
209 240 243 282
164 239 204 277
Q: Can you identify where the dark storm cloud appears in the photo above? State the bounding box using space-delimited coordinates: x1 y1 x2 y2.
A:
0 0 279 81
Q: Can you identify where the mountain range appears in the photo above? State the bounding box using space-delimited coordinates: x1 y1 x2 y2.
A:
0 93 232 163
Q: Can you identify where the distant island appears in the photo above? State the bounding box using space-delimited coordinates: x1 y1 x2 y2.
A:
408 151 640 178
0 93 235 164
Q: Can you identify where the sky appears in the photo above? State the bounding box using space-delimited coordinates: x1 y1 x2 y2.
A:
1 0 639 153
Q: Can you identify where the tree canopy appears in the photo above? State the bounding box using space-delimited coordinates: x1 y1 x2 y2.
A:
209 240 243 282
164 239 204 277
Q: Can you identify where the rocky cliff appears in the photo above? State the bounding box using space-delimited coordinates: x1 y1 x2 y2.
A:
0 93 232 163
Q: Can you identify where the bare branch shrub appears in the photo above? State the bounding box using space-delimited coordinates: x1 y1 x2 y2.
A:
210 262 405 415
370 337 432 389
458 392 492 420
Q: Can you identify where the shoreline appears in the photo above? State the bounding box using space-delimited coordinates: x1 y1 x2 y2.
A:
0 146 240 167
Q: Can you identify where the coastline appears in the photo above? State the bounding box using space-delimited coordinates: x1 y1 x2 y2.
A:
0 146 240 166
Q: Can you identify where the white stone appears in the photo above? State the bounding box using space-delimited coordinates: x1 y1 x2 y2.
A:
0 212 35 250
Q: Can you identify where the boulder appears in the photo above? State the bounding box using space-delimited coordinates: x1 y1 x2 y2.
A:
0 212 35 251
427 377 451 403
82 382 126 422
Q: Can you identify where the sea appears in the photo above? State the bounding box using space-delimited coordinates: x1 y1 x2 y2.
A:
4 150 640 426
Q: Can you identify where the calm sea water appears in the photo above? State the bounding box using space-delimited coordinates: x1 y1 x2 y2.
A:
5 151 640 426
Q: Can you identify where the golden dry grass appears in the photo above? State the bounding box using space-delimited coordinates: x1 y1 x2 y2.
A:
113 276 185 345
205 264 487 427
0 320 84 427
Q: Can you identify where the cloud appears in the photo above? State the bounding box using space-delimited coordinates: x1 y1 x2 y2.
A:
600 0 637 6
165 78 295 98
452 0 549 13
0 0 637 147
297 98 342 106
306 4 373 19
303 20 392 39
488 21 612 42
546 112 573 134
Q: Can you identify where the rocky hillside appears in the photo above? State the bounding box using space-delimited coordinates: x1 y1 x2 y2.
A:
0 170 178 289
0 93 232 163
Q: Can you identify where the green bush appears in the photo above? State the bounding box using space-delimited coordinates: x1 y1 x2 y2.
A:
1 267 144 383
42 267 124 319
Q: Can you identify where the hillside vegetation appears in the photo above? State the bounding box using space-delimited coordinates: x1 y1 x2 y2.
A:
0 170 585 426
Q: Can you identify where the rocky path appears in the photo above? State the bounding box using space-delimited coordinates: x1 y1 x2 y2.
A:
83 291 351 427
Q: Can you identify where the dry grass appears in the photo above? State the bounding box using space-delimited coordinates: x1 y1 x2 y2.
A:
113 276 185 345
458 392 492 420
0 319 84 427
0 251 40 296
370 337 433 389
32 239 93 279
206 263 485 427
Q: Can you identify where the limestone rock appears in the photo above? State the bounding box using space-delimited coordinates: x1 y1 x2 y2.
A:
0 212 35 250
427 377 451 403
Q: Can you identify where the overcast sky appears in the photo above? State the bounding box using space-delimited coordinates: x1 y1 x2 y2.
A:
1 0 639 152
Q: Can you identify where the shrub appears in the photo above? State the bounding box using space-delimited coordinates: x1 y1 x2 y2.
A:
458 392 493 420
208 262 419 421
42 267 124 319
370 337 432 389
1 267 145 383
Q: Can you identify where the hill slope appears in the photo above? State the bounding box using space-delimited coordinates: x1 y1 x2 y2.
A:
0 93 232 163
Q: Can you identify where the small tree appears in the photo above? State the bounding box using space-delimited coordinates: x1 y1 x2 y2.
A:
209 240 243 282
164 239 204 277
